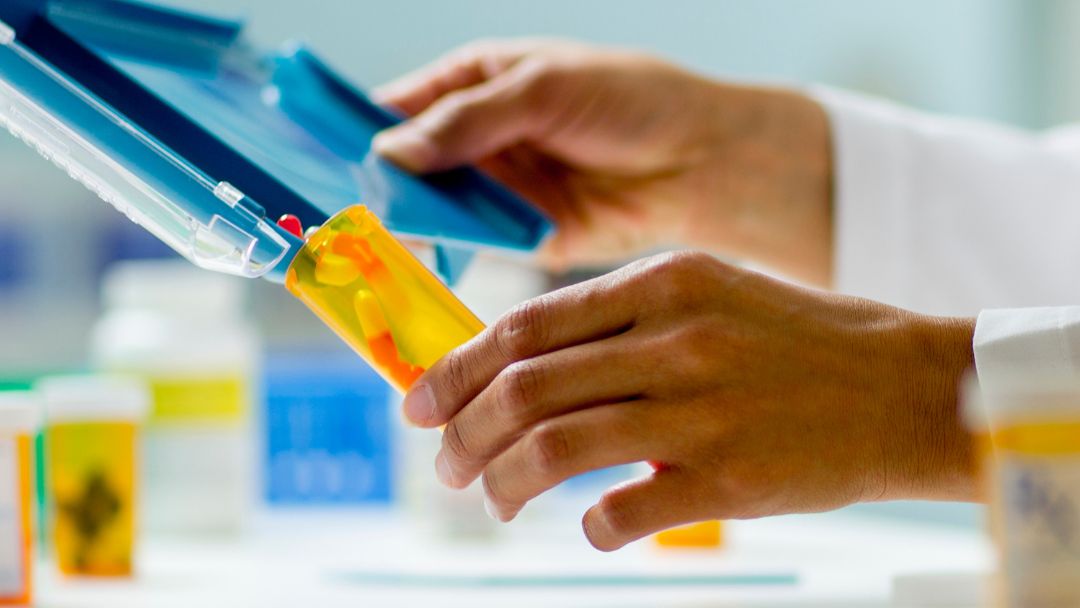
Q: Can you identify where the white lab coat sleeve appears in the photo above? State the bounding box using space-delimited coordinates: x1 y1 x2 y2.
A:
809 85 1080 318
811 86 1080 418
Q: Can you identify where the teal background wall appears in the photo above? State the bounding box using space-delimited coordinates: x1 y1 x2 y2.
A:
160 0 1051 127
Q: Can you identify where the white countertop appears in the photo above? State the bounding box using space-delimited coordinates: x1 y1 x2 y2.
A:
32 507 993 608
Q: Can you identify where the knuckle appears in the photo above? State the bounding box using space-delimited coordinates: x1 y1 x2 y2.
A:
495 298 551 359
655 251 717 297
441 420 474 466
433 94 480 130
482 471 509 507
596 491 638 538
667 320 725 376
440 349 471 401
519 57 562 97
716 465 770 510
628 251 732 316
496 360 546 423
526 423 574 478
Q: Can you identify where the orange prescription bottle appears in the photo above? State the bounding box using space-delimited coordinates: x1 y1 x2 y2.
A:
655 521 723 548
38 377 148 577
0 392 37 605
980 375 1080 607
285 205 486 394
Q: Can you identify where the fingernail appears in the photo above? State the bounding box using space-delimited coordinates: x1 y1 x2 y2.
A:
372 128 437 172
435 451 454 488
402 384 435 426
483 494 500 521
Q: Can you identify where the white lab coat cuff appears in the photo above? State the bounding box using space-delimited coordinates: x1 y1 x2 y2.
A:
974 307 1080 411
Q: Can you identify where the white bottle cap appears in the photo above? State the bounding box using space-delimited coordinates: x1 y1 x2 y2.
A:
101 259 245 319
0 391 39 432
980 371 1080 428
37 375 149 423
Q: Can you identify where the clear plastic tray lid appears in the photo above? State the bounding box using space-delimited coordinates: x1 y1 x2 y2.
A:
0 18 295 279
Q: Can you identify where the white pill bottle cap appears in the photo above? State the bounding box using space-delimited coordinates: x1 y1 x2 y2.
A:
0 391 40 432
37 375 149 423
976 370 1080 432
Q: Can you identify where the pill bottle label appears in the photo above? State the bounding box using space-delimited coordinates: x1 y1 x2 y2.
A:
997 453 1080 606
147 376 246 425
50 422 136 576
0 437 23 597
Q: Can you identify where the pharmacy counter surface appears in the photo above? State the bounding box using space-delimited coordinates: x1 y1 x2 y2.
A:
34 508 992 608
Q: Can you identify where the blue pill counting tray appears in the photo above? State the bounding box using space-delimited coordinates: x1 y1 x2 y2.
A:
0 0 552 284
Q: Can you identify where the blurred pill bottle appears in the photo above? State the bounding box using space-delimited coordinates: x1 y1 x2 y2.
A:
392 251 549 541
979 373 1080 607
0 392 37 604
37 376 147 576
396 395 499 542
655 520 723 549
958 373 994 608
90 260 259 535
960 373 994 504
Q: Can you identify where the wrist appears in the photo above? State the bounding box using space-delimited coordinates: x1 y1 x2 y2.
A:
882 313 978 502
686 83 834 286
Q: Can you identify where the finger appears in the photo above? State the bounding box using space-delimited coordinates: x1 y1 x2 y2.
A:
372 55 561 173
401 264 651 429
372 39 542 116
437 332 655 488
480 402 669 521
583 469 711 552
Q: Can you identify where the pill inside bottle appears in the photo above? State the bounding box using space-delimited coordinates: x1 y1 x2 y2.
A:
285 205 486 394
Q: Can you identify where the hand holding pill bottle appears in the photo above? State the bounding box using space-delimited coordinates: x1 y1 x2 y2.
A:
284 205 485 394
284 207 729 546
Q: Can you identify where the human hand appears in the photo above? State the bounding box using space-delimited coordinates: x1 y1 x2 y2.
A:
400 251 977 551
373 40 834 286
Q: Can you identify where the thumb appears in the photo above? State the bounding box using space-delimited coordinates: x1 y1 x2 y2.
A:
373 62 554 173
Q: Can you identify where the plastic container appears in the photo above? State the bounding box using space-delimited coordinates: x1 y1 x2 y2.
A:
90 260 258 534
655 521 724 548
0 23 296 282
264 352 392 504
0 4 550 289
285 205 485 394
398 407 498 541
979 374 1080 607
37 376 148 577
0 392 37 604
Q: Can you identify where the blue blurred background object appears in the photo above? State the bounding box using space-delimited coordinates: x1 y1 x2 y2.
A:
264 352 393 504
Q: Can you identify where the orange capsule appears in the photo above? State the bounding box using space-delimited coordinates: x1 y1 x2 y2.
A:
366 333 401 368
389 361 425 389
